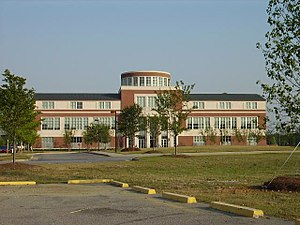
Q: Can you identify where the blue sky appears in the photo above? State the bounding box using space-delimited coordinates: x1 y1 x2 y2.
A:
0 0 270 94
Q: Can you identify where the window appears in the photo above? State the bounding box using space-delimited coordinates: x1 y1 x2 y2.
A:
193 136 205 146
247 136 257 145
42 117 60 130
71 101 83 109
137 96 146 107
159 77 163 86
71 137 82 143
139 77 145 86
64 117 88 130
214 117 237 129
42 137 54 148
42 101 54 109
134 77 138 86
245 102 258 109
187 117 210 129
127 77 132 86
94 117 115 129
148 96 157 109
164 78 168 86
153 77 158 86
193 101 205 109
221 136 231 145
99 101 111 109
146 77 151 86
219 102 231 109
241 117 258 129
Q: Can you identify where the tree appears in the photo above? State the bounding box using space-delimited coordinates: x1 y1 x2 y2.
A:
92 123 111 150
0 70 40 163
155 81 194 155
83 126 94 151
63 129 74 151
147 115 162 150
257 0 300 133
118 104 143 149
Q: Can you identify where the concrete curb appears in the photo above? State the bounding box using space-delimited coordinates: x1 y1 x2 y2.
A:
132 186 156 194
295 219 300 225
0 181 36 186
110 181 129 188
162 192 197 203
68 179 112 184
210 201 264 218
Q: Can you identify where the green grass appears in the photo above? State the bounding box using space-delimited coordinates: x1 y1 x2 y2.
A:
0 152 299 219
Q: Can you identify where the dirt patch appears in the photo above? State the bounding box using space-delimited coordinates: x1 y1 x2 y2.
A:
0 162 40 170
144 150 162 154
263 176 300 192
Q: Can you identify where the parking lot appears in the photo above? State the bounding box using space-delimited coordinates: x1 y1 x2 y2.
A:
0 183 294 225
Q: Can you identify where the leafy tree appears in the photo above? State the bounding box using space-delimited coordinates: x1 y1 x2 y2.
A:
83 126 94 151
118 104 143 149
0 70 40 163
257 0 300 132
92 123 111 150
63 129 74 151
155 81 194 155
147 115 162 150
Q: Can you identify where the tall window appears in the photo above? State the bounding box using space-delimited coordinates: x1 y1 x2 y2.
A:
187 117 210 129
99 101 111 109
219 102 231 109
245 102 258 109
146 77 151 86
42 101 54 109
159 77 163 86
193 101 205 109
127 77 132 86
163 78 168 86
71 101 83 109
134 77 138 86
139 77 145 86
64 117 88 130
137 96 146 107
241 117 258 129
94 117 115 129
214 117 237 129
148 96 157 109
153 77 158 86
42 117 60 130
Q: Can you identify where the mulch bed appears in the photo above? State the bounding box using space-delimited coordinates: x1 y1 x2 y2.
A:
121 148 141 152
263 176 300 192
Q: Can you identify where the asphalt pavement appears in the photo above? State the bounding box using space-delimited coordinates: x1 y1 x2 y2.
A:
0 184 294 225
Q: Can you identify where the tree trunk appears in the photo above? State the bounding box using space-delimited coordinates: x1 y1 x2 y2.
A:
174 135 177 156
13 139 16 164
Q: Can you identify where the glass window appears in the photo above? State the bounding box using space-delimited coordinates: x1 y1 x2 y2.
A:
241 117 258 129
159 77 163 86
127 77 132 86
64 117 88 130
193 101 205 109
163 78 168 86
219 102 231 109
146 77 151 86
246 102 258 109
148 96 157 109
137 96 146 107
193 136 205 146
99 101 111 109
152 77 158 86
139 77 145 86
42 117 60 130
94 117 115 129
134 77 138 86
71 102 83 109
187 117 210 129
214 117 237 129
42 101 54 109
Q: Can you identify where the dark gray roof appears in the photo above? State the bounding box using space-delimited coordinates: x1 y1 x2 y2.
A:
190 94 265 101
35 93 120 101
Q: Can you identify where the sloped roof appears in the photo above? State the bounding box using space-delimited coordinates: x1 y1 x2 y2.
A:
35 93 120 101
190 94 265 101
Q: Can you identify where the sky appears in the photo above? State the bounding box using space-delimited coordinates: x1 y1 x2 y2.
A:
0 0 271 94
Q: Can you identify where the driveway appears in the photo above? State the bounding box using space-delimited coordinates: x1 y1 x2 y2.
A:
0 184 294 225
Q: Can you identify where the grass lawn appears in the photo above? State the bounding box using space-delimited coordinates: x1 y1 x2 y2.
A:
0 152 299 219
